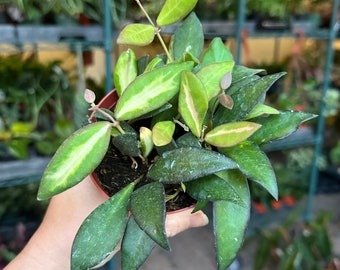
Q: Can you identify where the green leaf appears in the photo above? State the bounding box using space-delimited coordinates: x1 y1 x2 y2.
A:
156 0 198 26
176 133 202 148
144 56 164 73
152 121 175 147
179 71 208 137
250 111 317 145
173 12 204 61
191 200 209 213
117 24 155 46
214 170 250 270
214 72 286 125
205 121 262 148
114 61 194 120
186 174 245 206
112 131 140 157
38 122 112 200
196 62 234 100
220 141 278 199
130 182 169 250
231 65 266 84
201 37 234 66
7 138 30 160
11 121 35 133
121 217 157 270
114 49 138 96
140 127 154 158
71 182 135 270
148 147 238 183
244 103 279 120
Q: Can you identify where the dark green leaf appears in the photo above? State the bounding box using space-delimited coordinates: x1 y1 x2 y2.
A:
121 217 157 270
250 111 317 145
173 12 204 61
71 182 135 270
112 131 140 157
148 147 238 183
232 65 266 84
214 72 286 126
214 170 250 270
191 200 209 213
38 122 112 200
186 174 245 205
130 182 169 250
176 133 202 148
220 141 278 200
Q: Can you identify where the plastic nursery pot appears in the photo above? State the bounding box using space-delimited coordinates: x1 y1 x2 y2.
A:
89 89 196 213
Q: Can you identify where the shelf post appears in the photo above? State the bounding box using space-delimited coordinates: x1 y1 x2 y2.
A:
235 0 246 65
305 0 340 221
104 0 113 93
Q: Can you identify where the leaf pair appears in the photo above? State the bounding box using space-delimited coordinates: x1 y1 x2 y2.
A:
117 0 198 46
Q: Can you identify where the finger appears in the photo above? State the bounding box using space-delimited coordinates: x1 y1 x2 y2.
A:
165 208 209 237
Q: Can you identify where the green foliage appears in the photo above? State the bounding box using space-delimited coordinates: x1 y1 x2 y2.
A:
37 0 316 269
252 211 336 270
0 54 75 160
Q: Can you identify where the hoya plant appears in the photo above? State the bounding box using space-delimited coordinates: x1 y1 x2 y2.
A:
37 0 316 269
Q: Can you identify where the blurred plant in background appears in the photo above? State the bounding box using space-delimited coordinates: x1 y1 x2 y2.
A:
0 54 76 160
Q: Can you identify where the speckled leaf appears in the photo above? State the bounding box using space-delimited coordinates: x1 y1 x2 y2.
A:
114 49 137 96
196 62 234 100
244 103 279 120
186 174 245 206
179 71 208 137
148 147 238 183
114 61 194 120
173 12 204 61
117 24 155 46
152 121 175 147
71 182 135 270
231 65 265 84
220 141 278 199
176 133 202 148
156 0 197 26
112 131 140 157
130 182 169 250
37 122 112 200
250 111 317 145
121 217 157 270
214 170 250 270
214 72 286 125
205 121 262 148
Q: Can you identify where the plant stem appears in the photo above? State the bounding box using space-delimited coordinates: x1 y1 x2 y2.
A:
135 0 173 62
91 104 125 134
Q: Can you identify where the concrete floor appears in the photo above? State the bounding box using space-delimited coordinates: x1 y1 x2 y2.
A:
112 192 340 270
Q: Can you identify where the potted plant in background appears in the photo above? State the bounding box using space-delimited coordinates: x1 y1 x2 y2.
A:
37 0 316 269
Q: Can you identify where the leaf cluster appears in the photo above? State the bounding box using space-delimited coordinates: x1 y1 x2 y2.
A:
37 0 317 269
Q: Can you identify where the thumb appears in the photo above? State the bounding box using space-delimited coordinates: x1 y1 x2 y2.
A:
165 208 209 237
